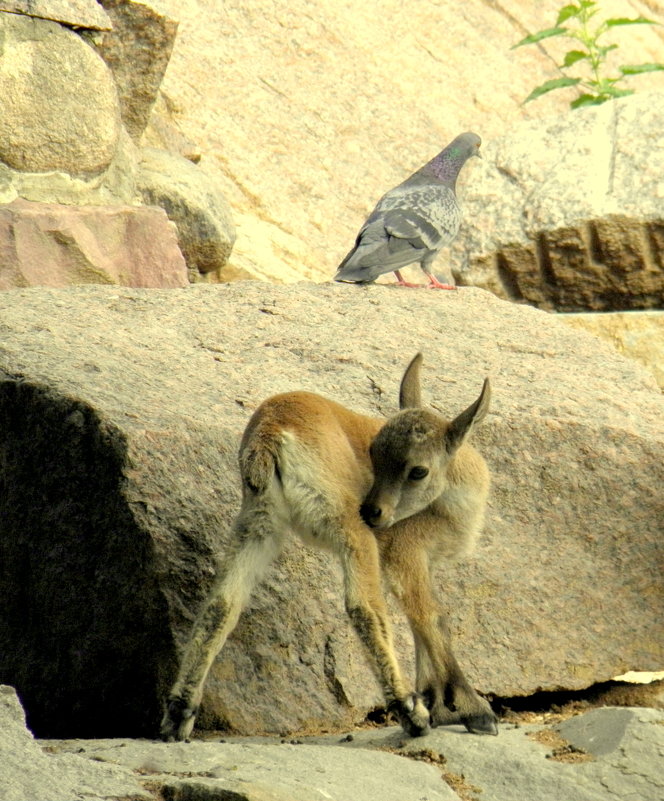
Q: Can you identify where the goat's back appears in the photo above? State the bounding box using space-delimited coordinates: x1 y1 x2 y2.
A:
239 391 382 505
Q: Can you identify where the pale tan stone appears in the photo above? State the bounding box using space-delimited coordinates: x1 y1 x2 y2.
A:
137 147 236 280
0 14 121 175
140 92 202 164
562 311 664 389
0 126 141 207
95 0 179 140
152 0 664 283
450 93 664 311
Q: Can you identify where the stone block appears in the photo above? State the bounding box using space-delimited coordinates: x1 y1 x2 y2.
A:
0 199 187 288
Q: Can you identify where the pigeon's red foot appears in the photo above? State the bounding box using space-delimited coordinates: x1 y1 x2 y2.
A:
393 270 424 288
426 277 457 290
395 279 424 288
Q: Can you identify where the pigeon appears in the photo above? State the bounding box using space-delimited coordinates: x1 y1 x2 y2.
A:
334 132 481 289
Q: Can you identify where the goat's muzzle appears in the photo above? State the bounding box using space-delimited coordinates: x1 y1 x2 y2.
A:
361 502 387 528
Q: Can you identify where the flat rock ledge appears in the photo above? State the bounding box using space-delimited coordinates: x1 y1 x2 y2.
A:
2 685 663 801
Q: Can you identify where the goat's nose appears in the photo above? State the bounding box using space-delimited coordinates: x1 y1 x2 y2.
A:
360 502 381 527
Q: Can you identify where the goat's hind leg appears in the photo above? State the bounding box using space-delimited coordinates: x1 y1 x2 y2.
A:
160 502 283 742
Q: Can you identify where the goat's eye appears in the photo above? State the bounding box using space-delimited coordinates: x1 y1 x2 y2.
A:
408 466 428 481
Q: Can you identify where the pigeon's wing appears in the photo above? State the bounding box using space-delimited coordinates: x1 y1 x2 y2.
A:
335 186 460 283
383 208 443 252
334 214 417 282
380 185 461 241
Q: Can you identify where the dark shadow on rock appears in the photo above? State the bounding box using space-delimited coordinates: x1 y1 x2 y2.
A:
0 377 174 737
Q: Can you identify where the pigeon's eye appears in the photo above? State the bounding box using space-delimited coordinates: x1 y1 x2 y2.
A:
408 466 428 481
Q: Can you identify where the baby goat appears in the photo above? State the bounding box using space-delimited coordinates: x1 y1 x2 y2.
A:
161 353 497 741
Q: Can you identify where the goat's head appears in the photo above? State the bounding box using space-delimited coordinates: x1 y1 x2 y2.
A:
360 354 490 529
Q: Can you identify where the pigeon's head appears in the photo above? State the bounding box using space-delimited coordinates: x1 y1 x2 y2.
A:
446 132 482 161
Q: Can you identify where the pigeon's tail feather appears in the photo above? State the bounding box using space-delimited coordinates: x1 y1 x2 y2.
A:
334 263 383 283
334 247 386 283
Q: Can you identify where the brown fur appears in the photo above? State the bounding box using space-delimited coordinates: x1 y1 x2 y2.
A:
160 353 497 741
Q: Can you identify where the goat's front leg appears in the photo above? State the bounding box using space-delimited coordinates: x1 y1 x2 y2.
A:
341 524 430 737
161 508 283 742
384 549 497 736
412 617 497 735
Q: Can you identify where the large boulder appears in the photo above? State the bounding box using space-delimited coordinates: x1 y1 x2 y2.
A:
0 12 121 175
137 147 236 280
0 10 142 207
449 92 664 311
0 199 188 288
0 283 661 738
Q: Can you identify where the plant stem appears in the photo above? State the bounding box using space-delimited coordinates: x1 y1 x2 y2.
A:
579 3 605 96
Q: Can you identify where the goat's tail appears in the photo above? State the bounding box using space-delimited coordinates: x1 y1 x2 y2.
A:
239 425 282 494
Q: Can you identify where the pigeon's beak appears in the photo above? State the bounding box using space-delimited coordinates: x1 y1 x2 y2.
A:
475 148 482 159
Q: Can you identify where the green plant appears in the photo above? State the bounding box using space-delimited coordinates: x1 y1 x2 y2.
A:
512 0 664 108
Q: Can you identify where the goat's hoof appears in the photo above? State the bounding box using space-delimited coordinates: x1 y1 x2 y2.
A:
160 696 198 742
390 694 431 737
462 711 499 736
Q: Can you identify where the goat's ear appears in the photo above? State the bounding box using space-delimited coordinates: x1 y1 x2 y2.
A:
445 378 491 453
399 352 424 409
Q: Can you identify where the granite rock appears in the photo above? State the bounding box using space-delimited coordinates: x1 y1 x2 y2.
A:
137 147 236 280
449 93 664 311
153 0 664 282
0 13 121 175
562 310 664 389
0 283 661 738
96 0 179 140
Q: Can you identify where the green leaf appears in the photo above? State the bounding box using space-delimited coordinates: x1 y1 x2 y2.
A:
604 16 659 28
523 76 581 103
570 93 606 109
597 43 619 58
556 4 582 24
562 49 588 67
583 76 622 88
577 2 599 23
619 62 664 75
512 26 567 49
592 76 621 88
602 86 635 98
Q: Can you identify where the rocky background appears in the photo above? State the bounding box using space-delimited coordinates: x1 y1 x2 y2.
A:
0 1 662 799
